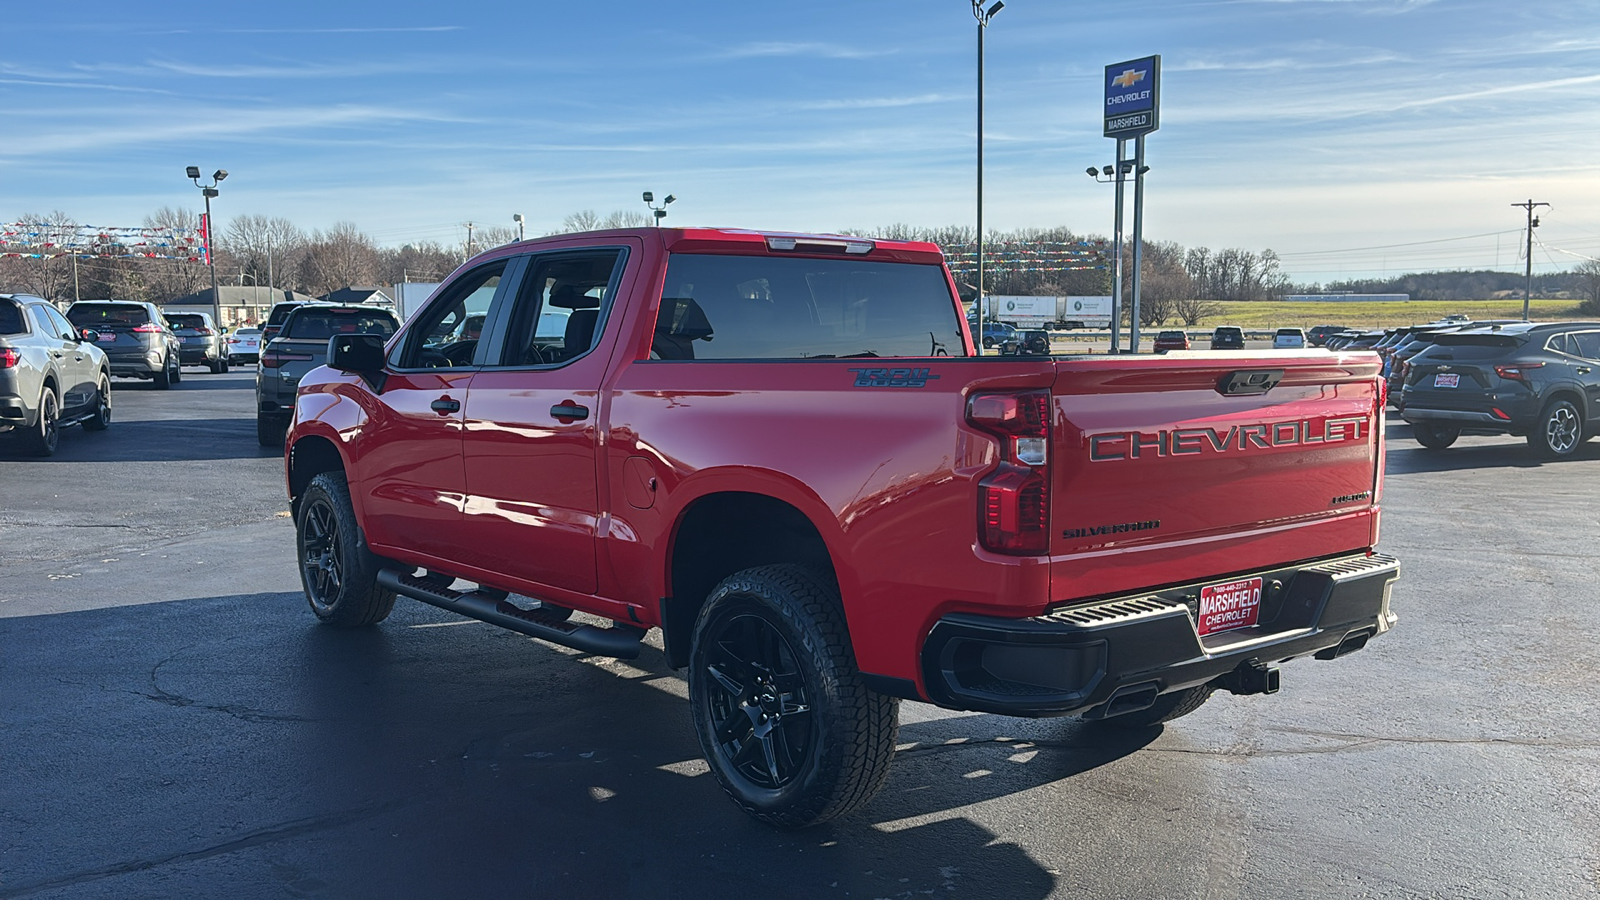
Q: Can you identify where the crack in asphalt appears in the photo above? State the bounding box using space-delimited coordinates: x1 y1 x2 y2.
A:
135 651 310 724
893 729 1600 762
0 801 408 899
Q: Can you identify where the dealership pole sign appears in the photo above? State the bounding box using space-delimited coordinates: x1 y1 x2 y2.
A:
1103 55 1160 138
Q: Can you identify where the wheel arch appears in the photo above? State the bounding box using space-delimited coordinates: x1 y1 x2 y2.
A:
660 489 843 669
1542 385 1589 420
287 433 347 518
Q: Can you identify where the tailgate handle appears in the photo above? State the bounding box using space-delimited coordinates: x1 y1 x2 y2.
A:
1218 369 1283 396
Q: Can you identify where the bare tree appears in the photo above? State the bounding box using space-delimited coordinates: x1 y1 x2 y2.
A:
222 215 306 291
297 222 380 295
378 242 461 286
560 210 602 233
1577 259 1600 314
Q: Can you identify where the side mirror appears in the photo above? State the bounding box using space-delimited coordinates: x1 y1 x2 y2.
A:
78 328 99 343
328 333 387 392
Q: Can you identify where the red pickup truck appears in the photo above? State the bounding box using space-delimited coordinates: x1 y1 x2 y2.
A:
285 227 1399 826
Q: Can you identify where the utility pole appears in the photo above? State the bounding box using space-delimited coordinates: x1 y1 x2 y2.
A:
463 222 476 261
1512 199 1549 322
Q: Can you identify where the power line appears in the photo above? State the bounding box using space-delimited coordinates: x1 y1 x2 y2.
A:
1274 229 1523 258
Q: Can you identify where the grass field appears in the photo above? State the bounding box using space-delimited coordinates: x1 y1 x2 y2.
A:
1196 299 1584 330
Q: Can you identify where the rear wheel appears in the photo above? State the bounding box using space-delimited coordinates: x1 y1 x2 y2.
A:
296 471 395 626
689 565 898 828
1413 422 1460 450
1528 399 1582 458
1093 685 1214 730
153 356 173 389
22 388 60 457
257 413 286 448
82 375 111 431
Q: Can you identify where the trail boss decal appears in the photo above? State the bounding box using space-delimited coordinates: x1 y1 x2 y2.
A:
1089 416 1367 462
848 367 940 388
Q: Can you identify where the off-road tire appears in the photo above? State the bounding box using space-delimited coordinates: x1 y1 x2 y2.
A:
1528 398 1582 458
82 376 111 431
1094 685 1215 730
295 471 395 627
1413 422 1459 450
153 356 173 389
689 564 899 828
257 413 287 448
23 387 60 457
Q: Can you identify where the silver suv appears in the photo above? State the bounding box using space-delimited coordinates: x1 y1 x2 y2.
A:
2 294 112 455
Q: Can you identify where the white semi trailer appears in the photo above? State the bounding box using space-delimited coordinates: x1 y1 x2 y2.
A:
978 295 1113 329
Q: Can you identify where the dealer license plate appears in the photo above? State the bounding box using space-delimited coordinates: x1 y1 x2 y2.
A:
97 333 116 342
1433 373 1460 388
1197 576 1263 636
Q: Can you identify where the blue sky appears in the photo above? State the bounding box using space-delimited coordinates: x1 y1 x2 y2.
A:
4 0 1599 283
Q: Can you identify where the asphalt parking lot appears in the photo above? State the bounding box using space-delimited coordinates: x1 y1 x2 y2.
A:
2 370 1598 899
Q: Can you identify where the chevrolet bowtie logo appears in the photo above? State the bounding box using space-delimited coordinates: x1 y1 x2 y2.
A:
1112 69 1145 88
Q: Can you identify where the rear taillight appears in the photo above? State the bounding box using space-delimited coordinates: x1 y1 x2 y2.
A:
194 326 214 335
260 350 313 369
1494 363 1543 386
0 348 19 368
967 390 1051 554
132 322 163 333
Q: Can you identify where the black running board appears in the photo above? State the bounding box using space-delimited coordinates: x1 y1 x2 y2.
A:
376 569 643 659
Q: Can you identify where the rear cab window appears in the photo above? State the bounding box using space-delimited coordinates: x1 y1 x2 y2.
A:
652 254 968 360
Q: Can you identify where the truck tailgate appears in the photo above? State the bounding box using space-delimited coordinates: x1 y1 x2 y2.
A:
1048 350 1383 602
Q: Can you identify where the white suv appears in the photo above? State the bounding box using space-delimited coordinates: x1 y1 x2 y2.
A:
1273 327 1307 349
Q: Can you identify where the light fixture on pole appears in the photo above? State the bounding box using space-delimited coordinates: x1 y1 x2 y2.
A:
1086 160 1144 353
971 0 1004 352
643 191 676 227
186 166 228 330
513 213 525 242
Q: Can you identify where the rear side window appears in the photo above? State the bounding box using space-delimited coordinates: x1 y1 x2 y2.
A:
68 303 151 328
0 301 24 335
1572 331 1600 361
653 254 967 360
283 309 398 341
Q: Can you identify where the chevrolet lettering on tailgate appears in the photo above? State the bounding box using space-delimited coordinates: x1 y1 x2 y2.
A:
1089 416 1367 462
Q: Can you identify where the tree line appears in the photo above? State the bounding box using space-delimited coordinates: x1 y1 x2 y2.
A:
4 208 1596 317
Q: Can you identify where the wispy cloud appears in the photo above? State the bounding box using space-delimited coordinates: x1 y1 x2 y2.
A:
718 41 893 60
796 94 959 111
0 77 176 95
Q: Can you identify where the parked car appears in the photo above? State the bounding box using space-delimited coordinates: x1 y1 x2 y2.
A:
1273 327 1307 350
976 320 1018 349
1152 330 1190 353
1401 322 1600 457
1332 330 1386 352
284 226 1399 827
226 327 263 364
1209 325 1245 350
1002 329 1051 356
257 304 399 446
164 312 230 373
1307 325 1347 347
260 300 309 348
1 293 112 455
65 300 182 388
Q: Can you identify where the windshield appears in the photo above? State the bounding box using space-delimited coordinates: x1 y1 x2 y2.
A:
654 254 967 359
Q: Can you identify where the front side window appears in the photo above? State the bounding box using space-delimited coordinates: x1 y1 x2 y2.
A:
395 263 506 368
43 305 77 340
652 254 967 360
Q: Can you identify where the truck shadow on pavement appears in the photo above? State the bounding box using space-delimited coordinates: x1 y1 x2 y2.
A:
0 592 1167 898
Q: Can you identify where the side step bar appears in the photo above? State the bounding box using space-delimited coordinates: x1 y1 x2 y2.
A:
376 569 644 660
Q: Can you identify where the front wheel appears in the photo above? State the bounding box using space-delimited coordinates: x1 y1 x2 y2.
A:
1413 422 1460 450
1528 399 1582 458
296 471 395 626
82 376 111 431
689 565 898 828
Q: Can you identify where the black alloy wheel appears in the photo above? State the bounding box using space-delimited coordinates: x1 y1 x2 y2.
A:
83 376 111 431
294 472 396 626
689 565 898 828
1529 399 1582 458
701 611 816 792
25 389 60 456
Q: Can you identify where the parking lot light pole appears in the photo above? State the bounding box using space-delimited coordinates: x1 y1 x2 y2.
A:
187 166 228 329
972 0 1004 353
513 213 525 242
643 192 676 227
